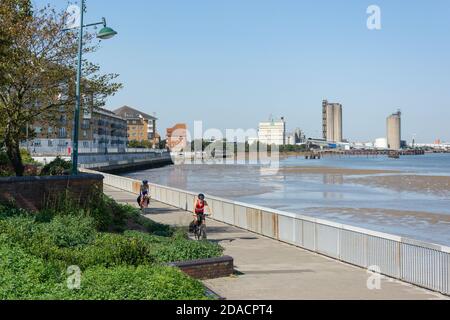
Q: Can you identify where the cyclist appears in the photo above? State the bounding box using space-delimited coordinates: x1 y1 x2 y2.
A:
192 193 212 240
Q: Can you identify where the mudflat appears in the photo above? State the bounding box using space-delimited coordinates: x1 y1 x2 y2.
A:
303 207 450 225
349 174 450 196
280 166 399 175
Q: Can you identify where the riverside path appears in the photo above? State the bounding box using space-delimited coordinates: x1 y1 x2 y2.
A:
104 185 447 300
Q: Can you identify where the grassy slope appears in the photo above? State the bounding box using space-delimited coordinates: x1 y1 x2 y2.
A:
0 196 223 300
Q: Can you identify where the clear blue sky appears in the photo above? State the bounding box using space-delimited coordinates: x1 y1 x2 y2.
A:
33 0 450 143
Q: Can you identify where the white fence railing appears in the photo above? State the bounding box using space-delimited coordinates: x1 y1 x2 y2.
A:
82 169 450 296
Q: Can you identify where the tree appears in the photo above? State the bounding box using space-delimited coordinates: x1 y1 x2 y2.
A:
0 1 121 176
128 140 153 149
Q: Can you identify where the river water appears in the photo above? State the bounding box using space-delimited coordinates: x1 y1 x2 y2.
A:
123 153 450 246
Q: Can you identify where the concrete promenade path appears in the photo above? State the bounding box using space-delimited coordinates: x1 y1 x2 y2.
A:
104 185 448 300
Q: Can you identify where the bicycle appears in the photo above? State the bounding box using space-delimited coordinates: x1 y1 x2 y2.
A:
140 194 150 211
193 213 208 240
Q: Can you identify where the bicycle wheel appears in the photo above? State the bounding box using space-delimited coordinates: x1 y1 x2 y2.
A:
193 225 200 240
199 224 207 240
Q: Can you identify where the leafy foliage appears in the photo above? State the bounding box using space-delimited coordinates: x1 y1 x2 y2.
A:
39 157 72 176
128 140 155 149
0 194 224 300
0 241 208 300
0 1 122 176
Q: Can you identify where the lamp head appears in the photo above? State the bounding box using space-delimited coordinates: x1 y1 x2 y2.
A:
97 26 117 40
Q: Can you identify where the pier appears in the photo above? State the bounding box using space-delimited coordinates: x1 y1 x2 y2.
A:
303 149 425 160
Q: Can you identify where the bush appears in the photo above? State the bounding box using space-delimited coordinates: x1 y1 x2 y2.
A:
134 215 173 236
0 219 154 269
0 151 9 166
151 239 224 263
40 157 72 176
0 240 63 300
0 216 38 248
0 240 207 300
0 150 39 176
0 203 29 219
20 149 38 165
40 191 131 232
42 215 97 248
124 230 224 263
0 195 224 300
53 265 209 300
0 151 13 176
52 233 155 270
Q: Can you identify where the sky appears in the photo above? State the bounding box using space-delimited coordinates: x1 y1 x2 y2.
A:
32 0 450 143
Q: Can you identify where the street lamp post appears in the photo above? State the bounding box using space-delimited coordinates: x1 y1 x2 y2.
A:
67 0 117 175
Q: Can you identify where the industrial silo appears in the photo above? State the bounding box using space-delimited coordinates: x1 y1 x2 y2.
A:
387 111 402 150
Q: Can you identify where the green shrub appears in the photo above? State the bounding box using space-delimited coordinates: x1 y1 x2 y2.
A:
150 239 224 263
20 149 38 165
40 157 72 176
0 216 37 247
41 191 126 232
124 230 224 263
0 240 63 300
59 265 208 300
50 233 155 270
0 151 9 166
0 195 223 300
0 240 207 300
135 215 173 236
42 215 97 248
0 202 29 219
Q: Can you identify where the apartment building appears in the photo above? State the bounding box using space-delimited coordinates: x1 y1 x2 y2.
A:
25 106 128 154
114 106 158 145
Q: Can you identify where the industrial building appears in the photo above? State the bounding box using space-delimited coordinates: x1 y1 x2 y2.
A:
322 100 343 142
287 128 306 145
387 111 402 150
258 117 286 146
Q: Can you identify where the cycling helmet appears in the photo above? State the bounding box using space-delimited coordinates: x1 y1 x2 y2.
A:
198 193 205 200
143 180 149 185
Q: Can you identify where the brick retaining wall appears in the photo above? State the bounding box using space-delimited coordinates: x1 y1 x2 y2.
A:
169 256 234 280
0 174 104 211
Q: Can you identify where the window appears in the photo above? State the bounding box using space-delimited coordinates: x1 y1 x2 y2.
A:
82 119 90 129
48 127 53 134
83 141 89 148
34 127 42 134
59 127 67 138
48 140 53 147
83 130 87 137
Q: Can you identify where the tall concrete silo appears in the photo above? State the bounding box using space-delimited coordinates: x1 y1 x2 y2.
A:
387 111 402 150
333 104 343 143
322 100 343 142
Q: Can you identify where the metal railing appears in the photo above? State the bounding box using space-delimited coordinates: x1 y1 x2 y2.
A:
82 169 450 296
